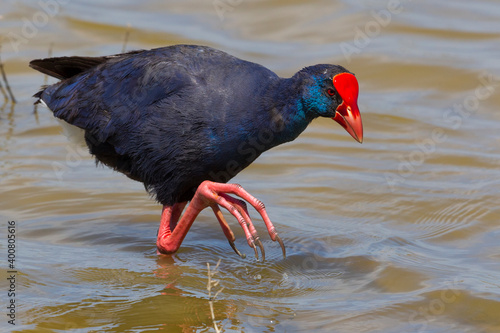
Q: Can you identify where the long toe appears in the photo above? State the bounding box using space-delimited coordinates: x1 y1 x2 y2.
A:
198 180 287 261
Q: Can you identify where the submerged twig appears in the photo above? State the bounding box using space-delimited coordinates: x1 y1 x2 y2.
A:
122 23 131 53
207 259 224 333
0 44 17 103
0 76 7 102
0 40 7 101
43 42 54 86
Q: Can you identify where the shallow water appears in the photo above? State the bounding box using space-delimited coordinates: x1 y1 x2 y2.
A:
1 0 500 332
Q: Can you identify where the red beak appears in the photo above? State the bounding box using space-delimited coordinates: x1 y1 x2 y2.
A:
332 73 363 143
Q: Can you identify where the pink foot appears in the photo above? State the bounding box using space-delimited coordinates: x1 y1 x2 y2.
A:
156 181 286 261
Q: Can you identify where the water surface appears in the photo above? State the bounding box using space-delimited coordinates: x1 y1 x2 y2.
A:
1 0 500 332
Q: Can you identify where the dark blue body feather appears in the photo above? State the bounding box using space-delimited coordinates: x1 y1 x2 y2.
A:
31 45 349 205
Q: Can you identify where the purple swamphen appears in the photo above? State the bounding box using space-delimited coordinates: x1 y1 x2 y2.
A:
30 45 363 260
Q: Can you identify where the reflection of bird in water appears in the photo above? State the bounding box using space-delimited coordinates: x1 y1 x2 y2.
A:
152 256 229 332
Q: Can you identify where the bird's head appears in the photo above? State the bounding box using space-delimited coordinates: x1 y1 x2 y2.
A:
298 65 363 143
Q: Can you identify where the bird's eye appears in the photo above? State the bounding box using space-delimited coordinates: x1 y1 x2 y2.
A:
327 89 335 96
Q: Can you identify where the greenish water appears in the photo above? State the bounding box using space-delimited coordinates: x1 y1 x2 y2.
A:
1 0 500 332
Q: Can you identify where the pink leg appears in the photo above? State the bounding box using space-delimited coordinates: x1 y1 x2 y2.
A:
156 181 286 260
215 184 286 258
210 205 246 259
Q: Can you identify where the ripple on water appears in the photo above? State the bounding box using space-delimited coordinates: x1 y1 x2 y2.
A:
409 199 490 243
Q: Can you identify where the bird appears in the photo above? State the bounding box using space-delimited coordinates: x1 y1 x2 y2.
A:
30 44 363 261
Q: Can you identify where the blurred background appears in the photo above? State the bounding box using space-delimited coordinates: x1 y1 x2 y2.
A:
1 0 500 332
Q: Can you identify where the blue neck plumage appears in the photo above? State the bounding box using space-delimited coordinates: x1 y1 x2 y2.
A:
262 77 319 148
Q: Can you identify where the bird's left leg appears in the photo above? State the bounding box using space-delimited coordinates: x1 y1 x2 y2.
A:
209 194 267 259
199 181 286 260
210 204 247 259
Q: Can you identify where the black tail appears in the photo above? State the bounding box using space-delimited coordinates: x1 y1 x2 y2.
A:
29 50 144 80
29 56 110 80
